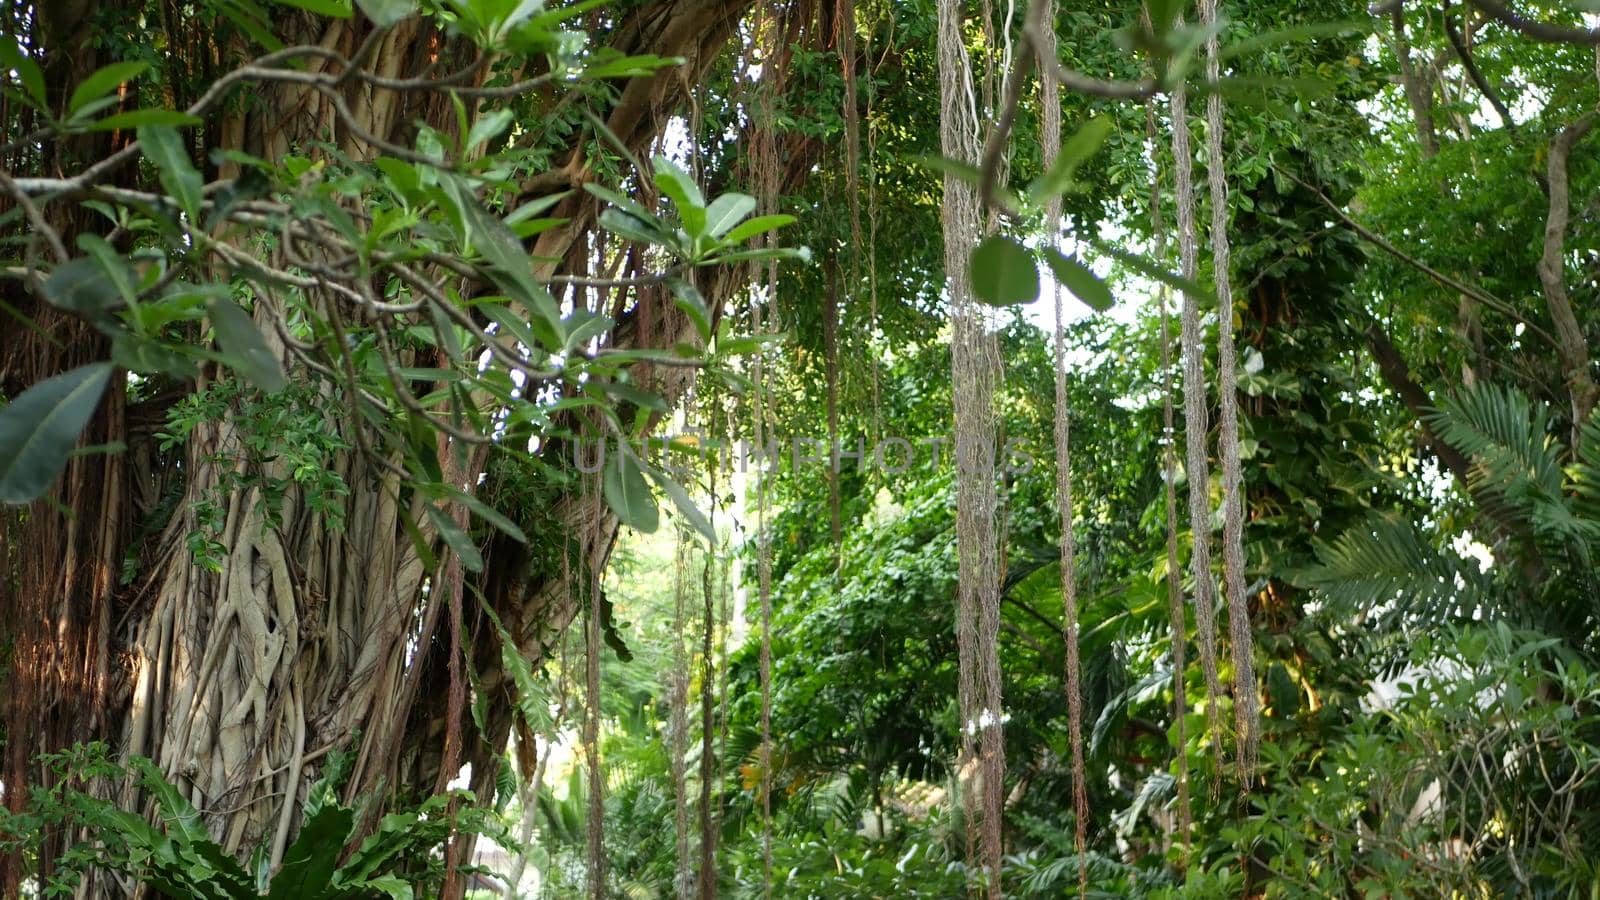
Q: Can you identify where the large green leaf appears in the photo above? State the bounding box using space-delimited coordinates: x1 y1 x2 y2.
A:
68 61 150 116
266 803 356 900
703 192 756 239
1028 116 1112 202
42 257 124 313
0 362 113 504
1042 248 1114 312
719 213 795 247
356 875 414 900
646 462 714 542
208 298 287 392
603 444 659 533
426 503 486 571
129 758 255 895
440 176 563 346
969 235 1039 305
443 484 529 543
139 124 203 220
652 156 706 236
0 35 46 107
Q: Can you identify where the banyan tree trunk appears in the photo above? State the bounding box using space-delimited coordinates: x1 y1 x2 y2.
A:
0 2 757 895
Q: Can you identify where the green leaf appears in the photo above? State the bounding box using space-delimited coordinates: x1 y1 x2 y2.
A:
480 300 542 353
68 62 149 116
1093 241 1209 298
645 463 714 542
1029 116 1113 202
139 124 203 220
719 213 795 247
485 609 554 735
583 184 654 222
77 234 140 306
41 257 123 313
703 193 756 239
113 334 200 378
426 504 485 572
0 35 46 108
0 363 113 504
593 380 668 412
66 95 123 124
653 156 705 236
582 53 683 80
87 109 203 131
563 311 614 354
912 154 981 185
668 279 712 342
443 485 529 543
354 0 415 26
603 445 659 533
1041 248 1113 312
398 504 437 572
266 804 355 900
440 176 564 346
465 108 514 152
598 207 670 249
208 298 288 392
357 874 414 900
969 235 1039 305
704 246 812 265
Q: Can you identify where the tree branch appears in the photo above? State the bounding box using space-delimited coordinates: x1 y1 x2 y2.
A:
1536 113 1597 429
1280 165 1562 351
1443 0 1515 132
1470 0 1600 45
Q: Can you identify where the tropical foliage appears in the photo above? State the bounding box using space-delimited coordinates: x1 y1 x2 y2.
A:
1 0 1598 897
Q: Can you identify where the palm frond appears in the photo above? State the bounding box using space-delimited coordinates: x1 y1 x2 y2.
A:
1292 513 1497 626
1428 382 1563 500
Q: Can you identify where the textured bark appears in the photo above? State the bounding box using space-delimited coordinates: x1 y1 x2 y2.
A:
1386 0 1439 158
1537 115 1597 437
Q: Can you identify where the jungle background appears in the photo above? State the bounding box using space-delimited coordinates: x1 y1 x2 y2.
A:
0 0 1598 897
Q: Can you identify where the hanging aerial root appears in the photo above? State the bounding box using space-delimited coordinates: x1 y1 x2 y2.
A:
1036 0 1088 893
697 454 719 900
1147 95 1193 846
751 7 781 895
1200 0 1260 785
579 526 607 899
936 0 1005 891
864 6 883 444
670 525 693 900
1168 32 1228 790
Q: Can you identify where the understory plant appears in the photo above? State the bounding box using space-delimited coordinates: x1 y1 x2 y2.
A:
0 743 510 899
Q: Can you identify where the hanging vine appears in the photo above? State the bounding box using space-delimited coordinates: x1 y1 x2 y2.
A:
579 517 606 899
936 0 1006 890
1036 0 1088 893
1147 95 1193 845
670 523 693 900
752 9 784 894
696 447 719 899
1200 0 1260 783
1168 30 1228 786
